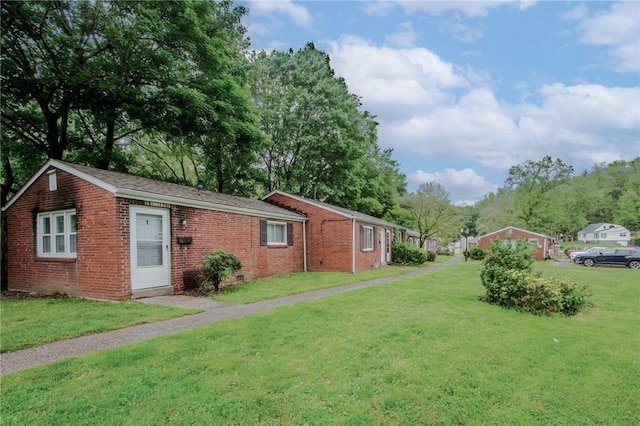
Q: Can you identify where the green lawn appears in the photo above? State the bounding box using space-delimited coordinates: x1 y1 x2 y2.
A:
0 297 199 353
2 260 638 424
212 264 423 304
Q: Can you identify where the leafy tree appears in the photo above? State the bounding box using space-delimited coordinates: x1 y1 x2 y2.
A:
613 173 640 230
476 189 522 235
399 182 458 247
476 157 639 239
1 0 259 198
2 0 165 168
125 134 204 187
250 44 360 197
249 44 405 212
459 204 480 236
505 156 574 234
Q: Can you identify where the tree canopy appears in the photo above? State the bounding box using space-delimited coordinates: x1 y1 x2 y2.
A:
1 2 635 243
248 43 405 215
475 157 639 237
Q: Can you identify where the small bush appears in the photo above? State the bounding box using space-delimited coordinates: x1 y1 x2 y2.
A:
487 269 590 315
200 249 243 292
439 248 454 256
392 242 428 265
479 239 589 315
467 246 486 260
426 251 436 262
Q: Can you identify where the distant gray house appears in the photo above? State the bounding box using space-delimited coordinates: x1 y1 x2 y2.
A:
577 223 631 246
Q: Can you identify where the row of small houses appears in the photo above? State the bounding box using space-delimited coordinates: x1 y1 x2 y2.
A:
2 160 632 301
2 160 423 300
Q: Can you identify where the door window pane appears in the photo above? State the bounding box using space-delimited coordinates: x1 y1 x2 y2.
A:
137 214 163 267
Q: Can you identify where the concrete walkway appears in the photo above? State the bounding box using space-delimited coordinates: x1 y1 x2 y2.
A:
1 257 461 376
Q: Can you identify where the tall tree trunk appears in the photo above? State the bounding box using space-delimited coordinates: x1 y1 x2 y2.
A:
1 154 15 290
216 138 224 193
98 118 116 170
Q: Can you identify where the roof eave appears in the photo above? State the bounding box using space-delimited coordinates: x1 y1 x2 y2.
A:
263 190 353 220
3 159 118 211
116 188 306 221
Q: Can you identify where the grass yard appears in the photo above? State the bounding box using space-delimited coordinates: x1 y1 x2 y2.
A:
212 264 422 304
0 297 200 353
2 260 638 424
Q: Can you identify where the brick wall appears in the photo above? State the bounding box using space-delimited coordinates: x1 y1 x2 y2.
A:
6 168 129 300
478 228 549 261
169 204 304 292
265 193 393 273
6 168 305 300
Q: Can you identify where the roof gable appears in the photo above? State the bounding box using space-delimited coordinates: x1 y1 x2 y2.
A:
263 190 399 228
478 226 552 240
579 223 628 233
578 223 605 233
3 160 306 221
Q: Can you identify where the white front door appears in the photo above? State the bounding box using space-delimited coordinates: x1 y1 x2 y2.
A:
130 206 170 291
386 230 392 262
380 229 386 265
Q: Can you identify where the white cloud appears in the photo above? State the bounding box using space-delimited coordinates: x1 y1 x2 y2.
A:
561 4 588 21
396 0 536 17
361 1 396 17
246 0 313 29
408 168 498 203
329 35 468 111
439 13 484 43
386 21 419 47
327 36 640 195
568 1 640 72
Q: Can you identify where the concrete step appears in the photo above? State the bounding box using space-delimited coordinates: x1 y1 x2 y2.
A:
131 286 174 299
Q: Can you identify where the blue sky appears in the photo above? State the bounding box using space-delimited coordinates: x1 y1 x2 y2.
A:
241 1 640 204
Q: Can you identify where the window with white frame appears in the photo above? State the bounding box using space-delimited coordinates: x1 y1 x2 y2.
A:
361 226 374 251
37 210 77 258
267 221 287 245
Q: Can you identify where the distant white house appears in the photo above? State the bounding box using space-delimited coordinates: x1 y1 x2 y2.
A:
577 223 632 246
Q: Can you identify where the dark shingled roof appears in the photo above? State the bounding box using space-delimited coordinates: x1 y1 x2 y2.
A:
264 190 403 229
9 160 306 220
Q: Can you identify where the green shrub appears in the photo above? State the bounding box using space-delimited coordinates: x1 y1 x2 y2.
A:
439 248 454 256
426 251 436 262
479 239 590 315
200 249 243 292
392 241 428 265
488 270 590 315
467 246 486 260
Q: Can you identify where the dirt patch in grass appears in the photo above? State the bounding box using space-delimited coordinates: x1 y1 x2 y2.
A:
1 290 70 300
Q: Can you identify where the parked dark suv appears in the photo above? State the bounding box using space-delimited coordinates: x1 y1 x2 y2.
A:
574 248 640 269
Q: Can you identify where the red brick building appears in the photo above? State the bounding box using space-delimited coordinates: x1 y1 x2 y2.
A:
477 226 557 261
264 191 398 273
3 160 306 300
